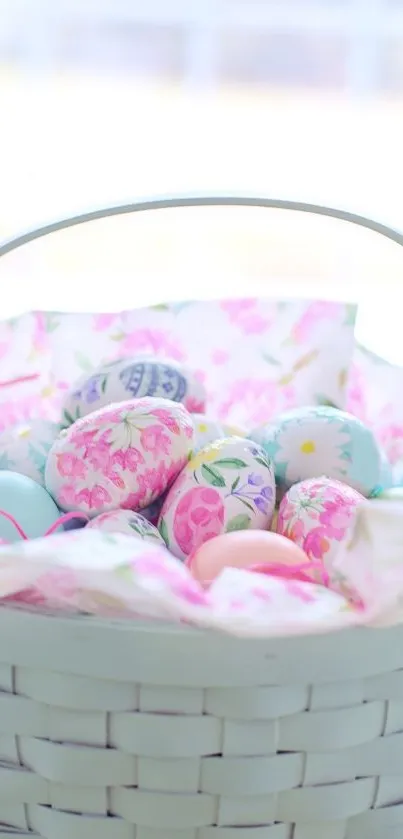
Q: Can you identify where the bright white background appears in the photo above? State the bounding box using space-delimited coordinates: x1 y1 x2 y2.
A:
0 0 403 362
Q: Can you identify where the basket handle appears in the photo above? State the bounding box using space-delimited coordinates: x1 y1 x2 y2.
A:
0 195 403 258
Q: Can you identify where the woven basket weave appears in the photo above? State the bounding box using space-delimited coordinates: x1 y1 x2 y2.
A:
1 196 403 839
2 610 403 839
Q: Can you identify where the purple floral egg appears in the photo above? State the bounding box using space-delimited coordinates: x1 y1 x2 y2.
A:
158 436 276 560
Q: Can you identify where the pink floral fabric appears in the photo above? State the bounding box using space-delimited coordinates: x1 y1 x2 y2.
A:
0 504 402 635
346 343 403 482
0 299 356 433
2 300 403 486
0 528 368 633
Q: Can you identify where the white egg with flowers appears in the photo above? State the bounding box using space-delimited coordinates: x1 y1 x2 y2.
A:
86 509 165 544
45 397 194 517
0 419 61 487
158 436 276 560
191 414 246 452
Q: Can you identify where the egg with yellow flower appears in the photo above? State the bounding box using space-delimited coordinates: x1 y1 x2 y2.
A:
0 419 61 488
249 405 381 497
192 414 245 453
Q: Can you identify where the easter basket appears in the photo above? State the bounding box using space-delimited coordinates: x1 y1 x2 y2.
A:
1 197 403 839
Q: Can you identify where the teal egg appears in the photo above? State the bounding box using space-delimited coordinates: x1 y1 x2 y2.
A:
0 471 61 543
249 406 381 498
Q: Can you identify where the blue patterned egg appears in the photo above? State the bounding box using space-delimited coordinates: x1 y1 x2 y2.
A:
249 406 381 497
0 420 61 488
61 355 206 426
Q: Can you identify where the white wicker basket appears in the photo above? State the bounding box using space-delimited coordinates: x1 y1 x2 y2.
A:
1 196 403 839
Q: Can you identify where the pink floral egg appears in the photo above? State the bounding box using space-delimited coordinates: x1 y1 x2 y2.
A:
61 356 206 426
158 436 275 560
277 477 365 591
86 509 165 544
45 397 194 517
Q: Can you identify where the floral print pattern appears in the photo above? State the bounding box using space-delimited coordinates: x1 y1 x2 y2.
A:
191 414 245 453
0 298 356 435
159 437 275 559
346 343 403 484
0 520 397 635
45 398 194 516
86 509 164 544
0 419 61 487
277 477 365 597
251 405 381 497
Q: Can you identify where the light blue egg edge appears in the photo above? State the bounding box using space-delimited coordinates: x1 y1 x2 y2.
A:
249 406 382 495
0 471 61 542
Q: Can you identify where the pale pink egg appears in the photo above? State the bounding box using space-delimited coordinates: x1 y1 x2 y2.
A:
188 529 311 586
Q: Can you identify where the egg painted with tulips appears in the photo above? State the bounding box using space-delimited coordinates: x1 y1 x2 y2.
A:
45 397 194 517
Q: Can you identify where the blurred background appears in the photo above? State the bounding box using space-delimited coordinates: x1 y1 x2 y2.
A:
0 0 403 360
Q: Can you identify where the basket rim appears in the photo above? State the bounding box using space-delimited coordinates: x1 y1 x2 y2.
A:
1 194 403 260
1 606 403 688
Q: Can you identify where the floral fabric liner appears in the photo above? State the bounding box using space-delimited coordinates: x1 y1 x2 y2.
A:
0 498 402 635
1 297 401 482
1 296 403 632
0 298 356 430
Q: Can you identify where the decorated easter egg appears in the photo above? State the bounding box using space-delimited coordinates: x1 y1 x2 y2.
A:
192 414 246 453
86 509 165 544
277 477 364 590
0 420 61 487
61 355 206 426
250 405 381 496
158 437 275 559
0 471 61 542
45 397 194 517
189 529 310 585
